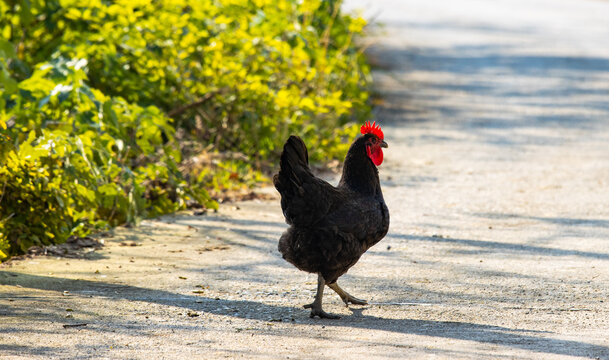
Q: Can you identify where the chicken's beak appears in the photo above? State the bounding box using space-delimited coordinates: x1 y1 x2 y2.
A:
380 140 388 148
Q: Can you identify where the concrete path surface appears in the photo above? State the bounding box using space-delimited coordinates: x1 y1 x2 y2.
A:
2 0 609 358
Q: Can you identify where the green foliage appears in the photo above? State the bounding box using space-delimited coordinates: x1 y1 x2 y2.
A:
0 58 217 258
0 0 371 260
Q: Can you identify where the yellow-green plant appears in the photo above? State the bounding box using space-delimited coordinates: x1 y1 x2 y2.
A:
0 0 371 260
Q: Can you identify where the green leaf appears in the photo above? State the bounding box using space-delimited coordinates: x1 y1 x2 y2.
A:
0 39 16 59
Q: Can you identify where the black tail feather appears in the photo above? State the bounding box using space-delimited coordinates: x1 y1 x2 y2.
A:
274 135 310 190
281 135 308 169
273 135 337 227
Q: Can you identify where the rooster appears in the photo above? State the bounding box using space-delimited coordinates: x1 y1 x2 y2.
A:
273 121 389 318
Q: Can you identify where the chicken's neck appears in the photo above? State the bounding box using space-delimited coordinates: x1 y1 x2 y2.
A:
338 144 382 197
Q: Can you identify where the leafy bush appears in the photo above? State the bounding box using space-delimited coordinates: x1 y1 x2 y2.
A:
0 0 371 260
0 58 216 258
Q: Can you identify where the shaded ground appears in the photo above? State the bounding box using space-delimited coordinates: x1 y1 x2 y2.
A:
2 0 609 358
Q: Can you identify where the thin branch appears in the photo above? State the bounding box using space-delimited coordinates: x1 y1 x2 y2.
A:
63 323 88 328
0 179 7 206
321 0 342 52
167 90 222 118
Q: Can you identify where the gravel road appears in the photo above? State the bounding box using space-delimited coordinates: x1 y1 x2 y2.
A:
2 0 609 358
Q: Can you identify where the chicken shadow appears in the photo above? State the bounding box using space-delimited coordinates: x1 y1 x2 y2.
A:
2 271 608 358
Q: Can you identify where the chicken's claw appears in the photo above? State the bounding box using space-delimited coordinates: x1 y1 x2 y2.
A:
303 303 341 319
301 274 341 319
342 295 368 306
328 283 368 307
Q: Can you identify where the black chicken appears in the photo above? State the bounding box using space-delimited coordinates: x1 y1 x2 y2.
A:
273 121 390 318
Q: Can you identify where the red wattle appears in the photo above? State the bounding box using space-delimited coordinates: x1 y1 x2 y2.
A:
366 146 384 166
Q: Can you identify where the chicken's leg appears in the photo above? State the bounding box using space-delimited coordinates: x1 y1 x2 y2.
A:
328 282 368 306
303 274 340 319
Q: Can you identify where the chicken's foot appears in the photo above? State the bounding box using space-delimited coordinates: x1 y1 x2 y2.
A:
303 274 340 319
328 282 368 306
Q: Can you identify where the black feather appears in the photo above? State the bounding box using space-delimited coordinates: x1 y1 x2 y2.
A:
274 134 389 284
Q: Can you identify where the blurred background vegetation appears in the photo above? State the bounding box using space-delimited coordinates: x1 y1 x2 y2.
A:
0 0 371 260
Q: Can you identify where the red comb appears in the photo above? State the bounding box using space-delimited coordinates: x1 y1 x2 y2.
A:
360 121 384 140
